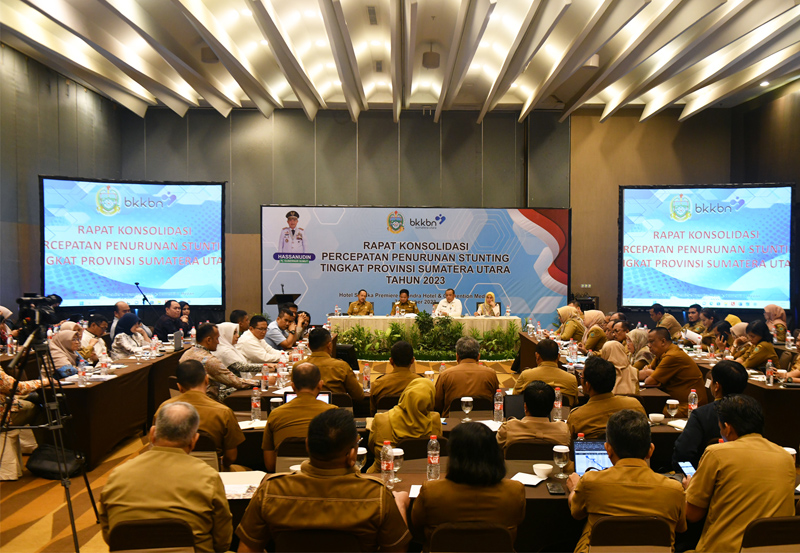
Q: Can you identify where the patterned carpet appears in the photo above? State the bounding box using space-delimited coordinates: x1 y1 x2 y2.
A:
0 433 149 553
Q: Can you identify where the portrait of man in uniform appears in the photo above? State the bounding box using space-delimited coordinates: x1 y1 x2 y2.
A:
278 210 306 253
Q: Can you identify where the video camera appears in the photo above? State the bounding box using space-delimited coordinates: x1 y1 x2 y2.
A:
15 294 61 343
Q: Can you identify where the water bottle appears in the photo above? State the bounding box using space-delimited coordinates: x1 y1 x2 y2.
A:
708 344 715 359
526 323 534 337
77 360 87 387
552 387 563 422
766 361 775 386
439 362 446 373
688 389 698 413
189 326 196 343
381 441 395 489
261 368 269 392
577 433 585 441
724 348 731 360
505 305 510 317
6 336 15 354
362 362 371 392
427 436 441 481
536 321 542 335
47 327 54 340
772 328 778 344
493 389 504 422
395 305 400 316
335 304 340 316
251 387 261 421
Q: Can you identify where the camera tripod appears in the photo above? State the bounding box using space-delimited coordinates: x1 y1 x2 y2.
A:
0 326 98 552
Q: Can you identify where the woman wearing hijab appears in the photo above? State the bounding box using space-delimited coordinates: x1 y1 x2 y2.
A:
474 292 500 317
0 305 15 346
58 321 96 362
764 304 787 342
213 322 264 376
578 310 607 353
48 329 82 378
600 340 639 395
179 301 193 329
730 322 751 359
110 313 151 360
367 379 442 473
557 306 585 342
626 329 654 371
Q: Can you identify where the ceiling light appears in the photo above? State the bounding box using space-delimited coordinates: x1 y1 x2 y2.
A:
305 10 317 18
470 63 482 71
420 81 431 88
241 9 252 17
224 10 239 25
261 40 269 46
326 62 335 69
371 40 381 46
510 83 518 89
245 41 258 53
334 80 342 86
316 39 326 47
760 81 770 87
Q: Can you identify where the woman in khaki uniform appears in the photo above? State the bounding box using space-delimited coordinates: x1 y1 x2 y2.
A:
579 310 607 353
557 306 585 342
626 329 654 371
736 320 778 370
698 308 720 351
710 320 735 354
730 322 750 358
367 379 441 473
764 304 788 343
474 292 500 317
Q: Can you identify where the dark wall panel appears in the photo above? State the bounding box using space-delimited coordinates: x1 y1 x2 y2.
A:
38 71 61 177
273 110 314 205
484 112 523 207
188 110 230 183
145 108 187 181
57 78 78 177
316 111 357 206
357 111 398 206
441 111 482 207
399 112 440 206
529 111 570 208
120 109 146 180
0 46 18 223
231 110 272 234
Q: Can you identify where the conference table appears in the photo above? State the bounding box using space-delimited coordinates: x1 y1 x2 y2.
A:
329 315 522 334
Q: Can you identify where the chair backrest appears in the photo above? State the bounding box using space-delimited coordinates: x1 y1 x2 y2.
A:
376 395 401 411
108 518 195 552
396 437 449 460
429 522 514 552
740 516 800 552
335 343 360 373
448 396 493 413
504 440 559 461
190 430 220 471
277 436 308 457
193 430 217 452
274 529 363 552
589 515 672 553
331 393 354 411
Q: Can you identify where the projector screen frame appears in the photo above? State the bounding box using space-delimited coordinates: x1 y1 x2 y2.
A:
39 175 227 309
616 182 796 313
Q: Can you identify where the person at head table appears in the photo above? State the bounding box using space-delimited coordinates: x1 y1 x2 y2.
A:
474 292 500 317
347 289 374 317
434 288 462 317
388 288 419 315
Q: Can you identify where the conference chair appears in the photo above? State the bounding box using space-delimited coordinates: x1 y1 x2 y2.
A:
108 518 194 552
167 376 180 398
375 395 401 412
740 516 800 552
429 522 514 552
448 396 493 413
331 393 354 411
504 441 560 461
395 437 449 460
274 530 362 552
276 436 308 457
191 430 219 471
588 516 671 553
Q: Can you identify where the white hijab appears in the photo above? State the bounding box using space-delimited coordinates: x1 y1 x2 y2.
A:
213 322 248 368
600 340 639 395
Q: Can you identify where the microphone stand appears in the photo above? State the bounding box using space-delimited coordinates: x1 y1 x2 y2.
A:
134 282 162 326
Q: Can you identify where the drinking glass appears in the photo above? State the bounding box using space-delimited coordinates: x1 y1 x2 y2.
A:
141 347 151 362
270 398 283 412
134 347 143 364
461 397 473 421
355 447 367 471
400 308 406 317
553 445 570 479
392 448 404 482
666 399 679 419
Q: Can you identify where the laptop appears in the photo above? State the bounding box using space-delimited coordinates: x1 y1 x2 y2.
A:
503 394 526 420
573 439 613 475
283 391 332 404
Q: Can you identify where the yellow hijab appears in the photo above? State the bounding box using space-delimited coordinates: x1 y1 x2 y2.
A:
478 292 499 316
387 379 441 441
557 306 581 324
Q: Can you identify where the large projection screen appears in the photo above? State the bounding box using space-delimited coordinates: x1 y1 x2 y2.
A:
41 177 224 307
619 184 792 309
260 207 570 323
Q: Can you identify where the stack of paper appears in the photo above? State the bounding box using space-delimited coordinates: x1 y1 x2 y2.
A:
478 420 502 432
239 420 267 430
668 419 687 431
510 472 545 486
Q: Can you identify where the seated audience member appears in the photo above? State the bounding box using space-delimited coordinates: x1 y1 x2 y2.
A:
513 339 578 405
81 314 108 362
599 340 639 395
47 329 81 379
295 328 364 402
180 323 257 401
649 303 682 340
567 410 686 553
610 320 630 345
388 288 419 315
0 305 15 342
153 300 190 342
567 357 644 439
698 308 720 350
496 381 569 452
237 315 281 364
109 301 130 339
788 355 800 379
156 360 244 470
684 395 796 553
604 312 626 338
763 304 787 342
735 320 778 370
682 304 706 335
99 402 232 552
238 410 411 552
474 292 500 317
730 322 751 358
347 289 374 316
710 320 734 352
368 379 441 473
568 300 584 318
578 310 607 353
410 422 526 550
261 362 336 473
180 301 195 329
672 361 747 470
230 310 250 337
557 306 585 342
265 306 308 350
434 337 498 416
640 327 707 417
58 322 93 364
434 288 463 317
110 314 151 361
213 322 264 376
0 366 48 427
626 329 654 371
370 341 422 414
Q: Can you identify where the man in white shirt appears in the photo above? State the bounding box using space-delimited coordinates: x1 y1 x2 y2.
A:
435 288 463 317
110 301 152 339
237 315 281 364
81 314 108 360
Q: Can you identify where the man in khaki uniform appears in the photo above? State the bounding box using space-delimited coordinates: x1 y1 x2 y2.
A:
514 339 578 406
347 289 374 316
295 328 364 402
370 340 422 414
681 304 706 335
156 360 244 469
497 380 569 451
388 288 419 315
434 337 499 415
100 402 232 553
641 327 707 417
567 410 686 553
567 356 645 439
649 303 682 340
684 395 795 553
262 363 336 472
238 410 411 553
